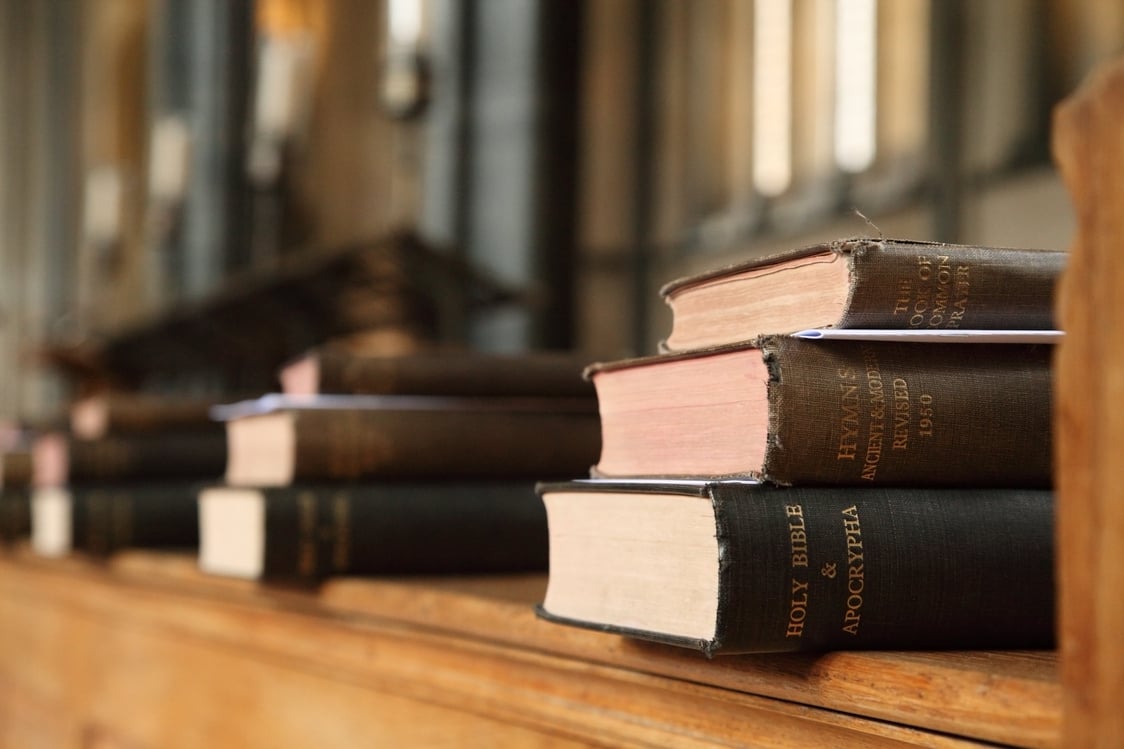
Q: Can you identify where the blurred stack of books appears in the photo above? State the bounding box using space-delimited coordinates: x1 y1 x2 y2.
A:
198 346 600 585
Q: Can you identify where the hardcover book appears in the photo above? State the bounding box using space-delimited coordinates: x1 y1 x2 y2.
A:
587 336 1052 486
0 488 30 545
32 430 228 488
217 394 600 487
199 481 547 584
537 479 1055 655
660 238 1066 351
281 347 594 398
69 391 224 440
0 450 32 545
31 482 201 559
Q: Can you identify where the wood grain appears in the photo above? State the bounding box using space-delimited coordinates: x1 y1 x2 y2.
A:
0 549 1010 749
311 578 1060 749
1052 53 1124 749
7 548 1061 748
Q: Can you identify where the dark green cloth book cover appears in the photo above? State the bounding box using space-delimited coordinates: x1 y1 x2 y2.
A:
537 480 1054 655
71 482 202 557
200 481 548 585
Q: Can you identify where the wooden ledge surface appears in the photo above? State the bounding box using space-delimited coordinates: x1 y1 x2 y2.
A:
0 548 1059 748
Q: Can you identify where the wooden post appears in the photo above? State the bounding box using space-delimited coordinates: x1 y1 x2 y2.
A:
1052 54 1124 748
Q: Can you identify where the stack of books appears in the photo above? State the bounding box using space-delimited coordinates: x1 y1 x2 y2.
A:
535 237 1065 655
198 346 602 586
28 392 228 559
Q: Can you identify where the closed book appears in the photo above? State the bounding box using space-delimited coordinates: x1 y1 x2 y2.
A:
218 394 600 487
537 479 1054 655
0 450 32 544
70 391 223 439
198 482 548 584
1 449 32 488
32 430 228 488
0 488 30 545
588 336 1052 486
31 482 201 559
281 347 594 398
660 238 1066 351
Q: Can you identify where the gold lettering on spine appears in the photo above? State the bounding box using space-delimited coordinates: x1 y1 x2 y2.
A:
860 346 886 481
892 278 912 316
950 265 970 326
325 412 392 479
841 505 865 635
785 504 810 639
332 492 352 571
909 255 932 327
787 578 810 638
786 504 809 567
909 254 971 328
928 255 952 327
837 367 860 460
892 377 911 450
919 393 935 438
297 491 317 578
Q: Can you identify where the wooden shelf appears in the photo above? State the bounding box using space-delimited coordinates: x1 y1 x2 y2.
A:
0 548 1058 748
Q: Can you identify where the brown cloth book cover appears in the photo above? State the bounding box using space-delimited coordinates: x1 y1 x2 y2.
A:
219 394 601 486
0 488 30 545
32 430 228 488
660 238 1065 351
70 392 224 439
587 336 1052 487
281 347 594 398
0 450 33 544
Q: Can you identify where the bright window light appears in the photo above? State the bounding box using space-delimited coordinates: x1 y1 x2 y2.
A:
753 0 793 197
388 0 423 49
834 0 878 173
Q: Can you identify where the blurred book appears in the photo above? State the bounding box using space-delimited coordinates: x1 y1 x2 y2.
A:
281 346 593 398
32 482 200 559
32 430 227 489
216 393 600 487
70 391 224 440
29 395 227 559
0 448 32 547
199 481 547 585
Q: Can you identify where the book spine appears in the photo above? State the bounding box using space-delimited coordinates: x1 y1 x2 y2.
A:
316 351 594 398
262 483 548 584
841 241 1064 330
71 484 200 557
2 452 33 487
711 484 1054 654
68 432 228 483
102 401 217 434
0 489 31 544
292 409 600 481
763 337 1053 486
